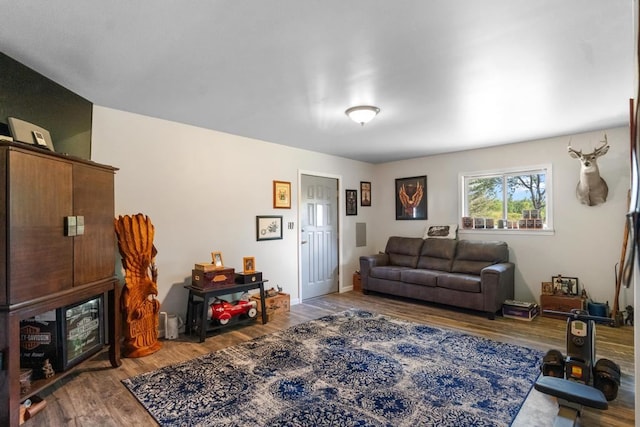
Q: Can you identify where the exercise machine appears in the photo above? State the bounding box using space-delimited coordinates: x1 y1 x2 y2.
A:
536 309 621 426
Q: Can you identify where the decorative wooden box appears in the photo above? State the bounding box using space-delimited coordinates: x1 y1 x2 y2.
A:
540 294 585 319
235 271 263 284
251 292 290 321
192 268 235 289
353 273 362 292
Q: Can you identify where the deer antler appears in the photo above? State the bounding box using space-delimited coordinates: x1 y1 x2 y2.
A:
567 137 582 158
594 133 609 155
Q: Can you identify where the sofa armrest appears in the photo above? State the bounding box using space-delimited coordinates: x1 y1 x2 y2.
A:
480 262 515 313
359 254 389 289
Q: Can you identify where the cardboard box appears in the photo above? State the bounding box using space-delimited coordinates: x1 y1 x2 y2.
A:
192 268 235 289
252 292 290 321
502 300 539 321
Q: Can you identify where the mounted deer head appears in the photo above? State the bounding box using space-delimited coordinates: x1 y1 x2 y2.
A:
567 134 610 206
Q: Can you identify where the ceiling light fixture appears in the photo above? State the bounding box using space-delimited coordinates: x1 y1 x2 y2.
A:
345 105 380 126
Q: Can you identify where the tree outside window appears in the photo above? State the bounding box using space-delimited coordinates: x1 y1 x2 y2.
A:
462 166 550 229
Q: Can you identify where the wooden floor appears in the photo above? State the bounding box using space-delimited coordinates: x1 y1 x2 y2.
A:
23 291 635 427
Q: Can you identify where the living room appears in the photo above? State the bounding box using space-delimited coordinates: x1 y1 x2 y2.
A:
1 1 638 426
91 108 632 318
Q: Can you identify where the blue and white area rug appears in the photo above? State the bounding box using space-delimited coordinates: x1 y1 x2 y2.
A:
123 310 544 426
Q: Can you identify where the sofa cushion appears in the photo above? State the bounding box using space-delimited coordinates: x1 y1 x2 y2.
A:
385 236 424 268
451 240 509 275
369 266 414 281
437 272 482 293
416 238 457 272
400 269 439 287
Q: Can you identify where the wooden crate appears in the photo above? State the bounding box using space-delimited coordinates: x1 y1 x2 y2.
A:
540 294 585 319
252 292 290 321
353 273 362 292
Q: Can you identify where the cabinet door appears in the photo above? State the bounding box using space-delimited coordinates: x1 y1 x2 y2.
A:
8 151 74 303
72 163 115 285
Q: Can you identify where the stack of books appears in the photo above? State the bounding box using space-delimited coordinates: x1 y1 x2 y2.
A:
502 299 540 321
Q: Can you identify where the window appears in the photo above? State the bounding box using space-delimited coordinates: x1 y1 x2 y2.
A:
460 165 552 231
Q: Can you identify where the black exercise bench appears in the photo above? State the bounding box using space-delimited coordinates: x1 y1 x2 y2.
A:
534 376 608 427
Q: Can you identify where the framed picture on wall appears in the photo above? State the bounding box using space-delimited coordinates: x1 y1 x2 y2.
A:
273 181 291 209
256 215 283 241
395 175 427 220
346 189 357 215
360 181 371 206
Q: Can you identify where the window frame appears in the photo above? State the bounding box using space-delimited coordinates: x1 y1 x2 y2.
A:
459 163 553 234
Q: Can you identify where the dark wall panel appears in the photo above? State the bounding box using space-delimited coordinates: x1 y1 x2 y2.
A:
0 52 92 160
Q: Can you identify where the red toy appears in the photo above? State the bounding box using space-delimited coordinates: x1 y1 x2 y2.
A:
209 298 258 325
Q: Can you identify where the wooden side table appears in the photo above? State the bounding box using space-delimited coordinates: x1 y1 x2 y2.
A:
540 294 585 319
184 281 268 342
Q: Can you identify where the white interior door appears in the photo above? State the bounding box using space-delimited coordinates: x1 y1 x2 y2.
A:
300 174 339 300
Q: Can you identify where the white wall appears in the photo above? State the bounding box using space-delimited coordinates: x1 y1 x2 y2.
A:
372 126 633 306
91 106 375 317
91 105 633 317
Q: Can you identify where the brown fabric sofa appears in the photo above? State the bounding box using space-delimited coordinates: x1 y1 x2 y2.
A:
359 236 514 319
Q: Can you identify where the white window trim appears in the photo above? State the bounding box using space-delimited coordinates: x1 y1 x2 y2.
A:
458 163 554 235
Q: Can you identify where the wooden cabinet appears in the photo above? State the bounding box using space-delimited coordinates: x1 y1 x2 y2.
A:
540 294 585 319
0 143 121 426
72 162 116 285
5 149 74 304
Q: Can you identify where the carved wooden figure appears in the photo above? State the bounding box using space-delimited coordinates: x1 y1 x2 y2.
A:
115 214 162 358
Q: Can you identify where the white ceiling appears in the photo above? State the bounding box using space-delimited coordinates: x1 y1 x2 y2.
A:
0 1 635 163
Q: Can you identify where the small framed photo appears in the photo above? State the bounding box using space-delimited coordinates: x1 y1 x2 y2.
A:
273 180 291 209
360 181 371 206
211 251 224 268
243 256 256 274
541 281 554 295
257 215 283 241
346 189 357 216
552 276 579 296
395 175 427 220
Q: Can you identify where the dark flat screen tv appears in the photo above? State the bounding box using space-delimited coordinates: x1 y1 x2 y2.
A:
0 52 93 160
